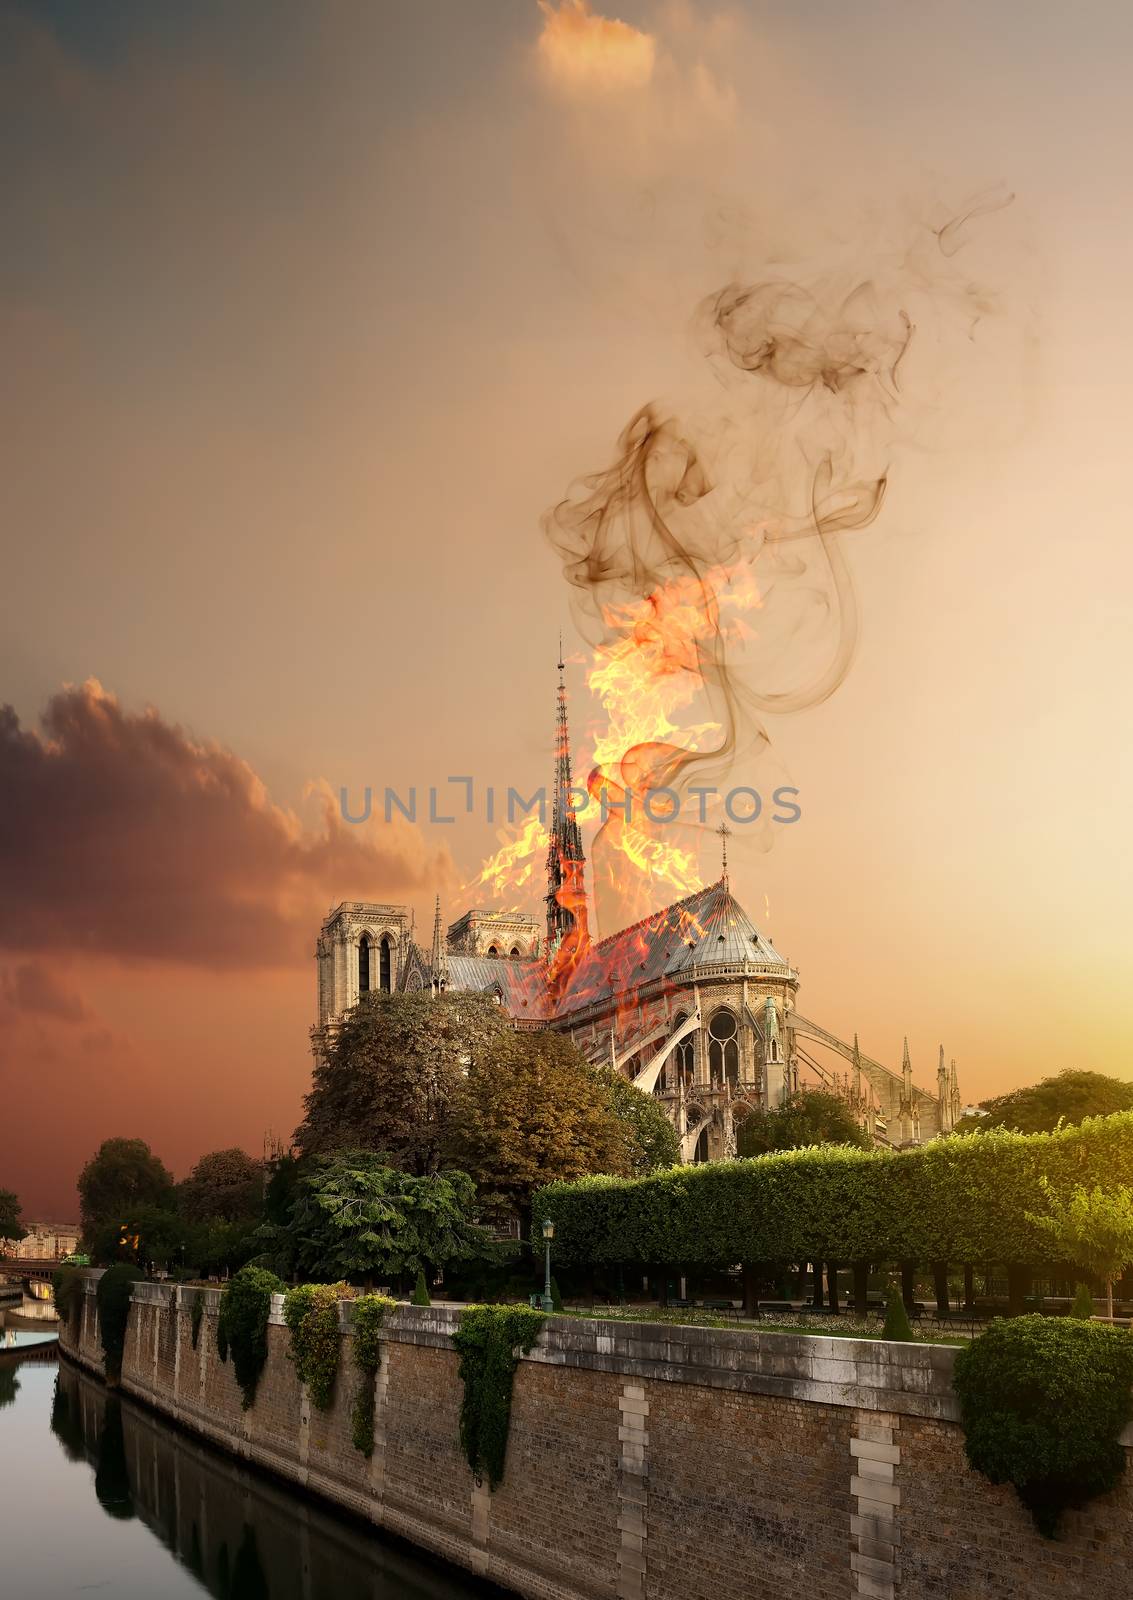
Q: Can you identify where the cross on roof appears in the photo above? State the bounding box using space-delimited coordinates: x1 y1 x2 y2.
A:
716 820 731 882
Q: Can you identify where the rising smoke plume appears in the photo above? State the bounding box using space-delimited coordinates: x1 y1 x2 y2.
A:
544 192 1013 933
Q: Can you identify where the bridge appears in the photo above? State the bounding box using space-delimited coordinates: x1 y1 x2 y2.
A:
0 1258 65 1290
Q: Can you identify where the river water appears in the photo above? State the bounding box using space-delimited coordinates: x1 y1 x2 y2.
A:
0 1356 493 1600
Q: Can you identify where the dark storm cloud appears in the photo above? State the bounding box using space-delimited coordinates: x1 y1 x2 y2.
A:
0 680 454 970
1 959 89 1022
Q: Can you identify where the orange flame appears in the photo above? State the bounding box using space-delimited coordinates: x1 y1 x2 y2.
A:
468 812 549 902
468 561 760 949
583 561 760 923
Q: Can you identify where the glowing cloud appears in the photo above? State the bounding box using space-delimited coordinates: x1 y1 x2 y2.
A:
537 0 656 92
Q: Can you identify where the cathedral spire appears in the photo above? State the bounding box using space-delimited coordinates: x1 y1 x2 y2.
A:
852 1032 863 1097
430 894 447 991
546 644 589 960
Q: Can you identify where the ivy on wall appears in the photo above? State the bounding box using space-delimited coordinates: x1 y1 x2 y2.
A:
190 1290 204 1351
533 1112 1133 1270
350 1294 396 1455
953 1316 1133 1536
52 1265 85 1332
283 1282 355 1410
452 1305 544 1490
95 1264 143 1381
216 1266 283 1410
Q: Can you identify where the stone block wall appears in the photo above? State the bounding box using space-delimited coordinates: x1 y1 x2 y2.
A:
61 1278 1133 1600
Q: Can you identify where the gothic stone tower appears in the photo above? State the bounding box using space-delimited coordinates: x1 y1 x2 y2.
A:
311 901 414 1058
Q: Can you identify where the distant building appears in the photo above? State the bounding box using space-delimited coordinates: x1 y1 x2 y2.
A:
1 1222 81 1260
312 659 962 1160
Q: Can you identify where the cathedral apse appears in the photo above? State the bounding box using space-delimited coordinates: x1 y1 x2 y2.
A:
312 654 960 1163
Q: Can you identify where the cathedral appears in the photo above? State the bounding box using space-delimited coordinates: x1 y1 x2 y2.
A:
312 662 961 1160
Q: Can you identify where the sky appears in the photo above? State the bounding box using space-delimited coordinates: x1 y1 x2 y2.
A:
2 0 1132 1218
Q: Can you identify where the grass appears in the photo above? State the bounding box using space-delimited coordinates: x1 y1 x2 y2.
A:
559 1304 972 1344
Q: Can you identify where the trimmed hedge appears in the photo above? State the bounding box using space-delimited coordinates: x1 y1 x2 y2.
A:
532 1112 1133 1269
954 1316 1133 1536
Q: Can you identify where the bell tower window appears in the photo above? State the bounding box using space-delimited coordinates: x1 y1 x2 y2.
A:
379 935 392 993
358 934 371 995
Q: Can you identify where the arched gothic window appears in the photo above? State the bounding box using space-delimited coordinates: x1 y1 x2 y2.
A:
663 1015 695 1094
358 934 371 995
379 935 392 993
510 946 521 958
487 944 499 957
708 1009 739 1089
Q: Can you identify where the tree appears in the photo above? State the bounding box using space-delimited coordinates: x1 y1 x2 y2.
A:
78 1138 175 1251
0 1187 26 1247
260 1151 494 1285
446 1031 628 1228
178 1148 264 1224
736 1089 871 1157
598 1069 680 1174
87 1202 184 1271
1027 1180 1133 1321
296 992 512 1174
882 1282 914 1341
956 1070 1133 1135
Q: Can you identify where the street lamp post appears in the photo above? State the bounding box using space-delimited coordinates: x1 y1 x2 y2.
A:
541 1219 555 1315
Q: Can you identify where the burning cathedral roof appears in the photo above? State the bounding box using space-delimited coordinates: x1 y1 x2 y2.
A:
553 877 792 1016
438 877 792 1024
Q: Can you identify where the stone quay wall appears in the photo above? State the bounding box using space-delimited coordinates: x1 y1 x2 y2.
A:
61 1277 1133 1600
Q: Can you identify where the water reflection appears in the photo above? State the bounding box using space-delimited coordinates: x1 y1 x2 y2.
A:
0 1362 19 1409
49 1362 486 1600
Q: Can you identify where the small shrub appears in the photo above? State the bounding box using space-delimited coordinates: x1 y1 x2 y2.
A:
190 1290 204 1350
953 1315 1133 1537
283 1282 354 1410
216 1266 283 1410
96 1263 143 1381
882 1282 913 1342
411 1269 431 1307
452 1304 544 1489
52 1265 85 1331
1070 1282 1095 1320
350 1294 396 1455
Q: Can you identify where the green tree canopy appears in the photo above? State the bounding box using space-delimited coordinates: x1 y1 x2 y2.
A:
178 1147 264 1224
1027 1180 1133 1320
78 1138 175 1252
0 1187 26 1246
598 1068 680 1175
87 1201 184 1271
260 1151 493 1284
956 1069 1133 1134
296 992 512 1174
736 1089 871 1157
445 1032 629 1225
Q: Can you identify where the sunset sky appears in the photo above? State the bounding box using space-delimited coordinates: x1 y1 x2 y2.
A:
3 0 1132 1217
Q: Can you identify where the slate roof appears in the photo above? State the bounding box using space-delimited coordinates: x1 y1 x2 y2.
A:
444 953 552 1018
439 879 792 1021
555 878 792 1015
